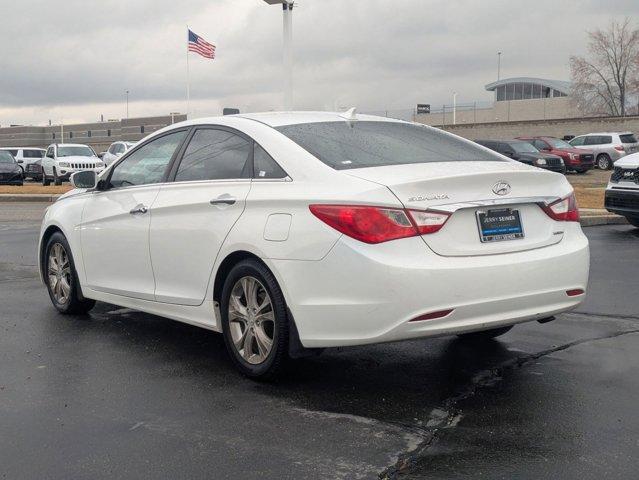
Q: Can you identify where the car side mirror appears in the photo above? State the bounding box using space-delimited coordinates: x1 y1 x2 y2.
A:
70 170 97 189
98 152 106 159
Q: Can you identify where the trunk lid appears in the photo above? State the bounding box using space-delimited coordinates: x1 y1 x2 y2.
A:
346 161 573 256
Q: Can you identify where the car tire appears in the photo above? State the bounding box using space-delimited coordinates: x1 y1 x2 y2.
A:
597 154 612 170
53 168 62 186
220 259 289 380
44 232 96 315
575 168 588 174
626 216 639 228
42 171 51 186
458 325 513 341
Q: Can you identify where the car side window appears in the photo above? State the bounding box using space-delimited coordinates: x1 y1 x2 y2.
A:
584 136 600 146
109 130 187 189
497 143 513 155
108 144 116 154
114 144 124 154
253 144 287 179
46 147 54 158
600 136 612 144
174 128 251 182
570 136 585 146
532 140 547 150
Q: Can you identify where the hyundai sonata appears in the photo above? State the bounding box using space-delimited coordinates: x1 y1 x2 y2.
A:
39 112 590 379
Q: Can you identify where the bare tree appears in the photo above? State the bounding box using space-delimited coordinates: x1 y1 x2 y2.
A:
570 18 639 117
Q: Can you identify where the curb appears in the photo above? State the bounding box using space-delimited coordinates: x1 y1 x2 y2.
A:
0 194 61 203
579 215 628 227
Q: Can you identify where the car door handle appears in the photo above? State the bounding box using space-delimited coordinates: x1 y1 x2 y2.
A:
129 204 148 215
210 195 236 206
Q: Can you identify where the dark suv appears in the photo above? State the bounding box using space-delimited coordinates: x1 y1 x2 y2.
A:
475 140 566 173
516 136 595 173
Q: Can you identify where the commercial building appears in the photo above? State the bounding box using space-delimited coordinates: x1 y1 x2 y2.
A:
415 77 580 127
0 114 187 153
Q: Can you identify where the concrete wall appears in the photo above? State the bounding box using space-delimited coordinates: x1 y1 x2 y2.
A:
416 97 580 127
426 115 639 141
0 114 187 152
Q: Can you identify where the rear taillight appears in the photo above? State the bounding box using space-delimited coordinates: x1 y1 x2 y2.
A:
614 145 625 152
309 205 450 244
541 193 580 222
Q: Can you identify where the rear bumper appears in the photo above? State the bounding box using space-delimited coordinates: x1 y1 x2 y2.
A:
271 223 590 348
605 188 639 216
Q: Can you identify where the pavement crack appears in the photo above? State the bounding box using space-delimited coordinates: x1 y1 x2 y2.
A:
378 328 639 479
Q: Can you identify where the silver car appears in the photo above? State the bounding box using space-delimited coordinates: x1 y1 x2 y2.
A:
569 132 639 170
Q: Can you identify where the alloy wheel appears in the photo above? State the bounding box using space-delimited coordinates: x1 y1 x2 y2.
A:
228 276 275 365
48 243 72 304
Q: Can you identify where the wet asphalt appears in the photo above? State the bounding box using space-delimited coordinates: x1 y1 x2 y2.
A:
0 203 638 479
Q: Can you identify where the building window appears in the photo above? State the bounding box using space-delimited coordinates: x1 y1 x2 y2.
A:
553 89 566 98
70 131 73 139
533 84 542 99
513 83 523 100
107 129 111 137
496 85 505 101
52 132 56 139
140 126 145 134
543 87 552 98
505 83 515 101
88 130 92 138
523 83 533 99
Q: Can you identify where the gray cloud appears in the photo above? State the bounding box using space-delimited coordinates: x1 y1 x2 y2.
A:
0 0 637 124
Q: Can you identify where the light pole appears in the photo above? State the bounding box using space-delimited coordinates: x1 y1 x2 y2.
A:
497 52 502 81
263 0 294 110
452 92 457 125
125 90 130 119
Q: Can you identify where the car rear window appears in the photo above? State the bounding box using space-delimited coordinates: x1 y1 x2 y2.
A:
620 134 638 144
276 121 503 170
23 149 45 158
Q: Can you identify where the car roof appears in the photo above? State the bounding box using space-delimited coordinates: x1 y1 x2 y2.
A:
53 143 92 148
579 132 632 136
235 111 406 127
0 147 45 150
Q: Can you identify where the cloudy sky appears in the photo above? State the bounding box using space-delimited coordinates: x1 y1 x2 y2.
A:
0 0 637 126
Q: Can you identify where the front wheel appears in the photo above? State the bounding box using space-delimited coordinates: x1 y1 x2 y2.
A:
53 168 62 186
458 325 513 341
44 232 95 314
220 259 289 380
597 154 612 170
42 170 51 186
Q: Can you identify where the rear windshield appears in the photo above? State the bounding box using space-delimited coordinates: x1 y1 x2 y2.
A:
275 121 502 170
620 134 638 144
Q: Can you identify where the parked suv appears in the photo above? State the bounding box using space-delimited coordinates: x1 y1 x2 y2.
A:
605 152 639 228
516 136 595 173
0 151 24 186
102 141 136 166
569 132 639 170
475 140 565 173
41 144 105 186
0 147 45 179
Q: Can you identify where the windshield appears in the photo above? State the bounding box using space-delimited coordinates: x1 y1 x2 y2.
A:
546 138 573 149
276 121 503 170
510 141 539 153
0 151 16 163
57 146 96 157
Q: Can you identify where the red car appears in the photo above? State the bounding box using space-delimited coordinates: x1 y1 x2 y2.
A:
516 136 595 173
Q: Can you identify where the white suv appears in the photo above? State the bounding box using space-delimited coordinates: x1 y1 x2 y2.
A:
569 132 639 170
41 144 105 186
605 152 639 228
102 141 136 166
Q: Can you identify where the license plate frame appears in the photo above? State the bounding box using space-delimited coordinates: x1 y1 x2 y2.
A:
476 208 525 243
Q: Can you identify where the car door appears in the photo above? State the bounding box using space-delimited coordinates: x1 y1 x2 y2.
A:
43 146 55 176
149 127 253 305
79 129 188 300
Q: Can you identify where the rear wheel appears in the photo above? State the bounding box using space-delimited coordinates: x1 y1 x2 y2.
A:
626 216 639 228
458 325 513 341
44 232 95 314
597 154 612 170
42 170 51 186
220 259 289 380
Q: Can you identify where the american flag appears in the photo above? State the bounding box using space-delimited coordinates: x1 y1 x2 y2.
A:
188 29 216 59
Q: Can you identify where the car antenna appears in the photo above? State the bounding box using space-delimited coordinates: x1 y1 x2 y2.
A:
338 107 357 121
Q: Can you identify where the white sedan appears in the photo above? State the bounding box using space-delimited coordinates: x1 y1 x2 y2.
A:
38 112 589 379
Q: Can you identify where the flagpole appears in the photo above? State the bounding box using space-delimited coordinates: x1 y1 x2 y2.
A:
186 26 191 117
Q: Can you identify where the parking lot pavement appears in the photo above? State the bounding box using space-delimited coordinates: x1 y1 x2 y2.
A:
1 202 638 479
